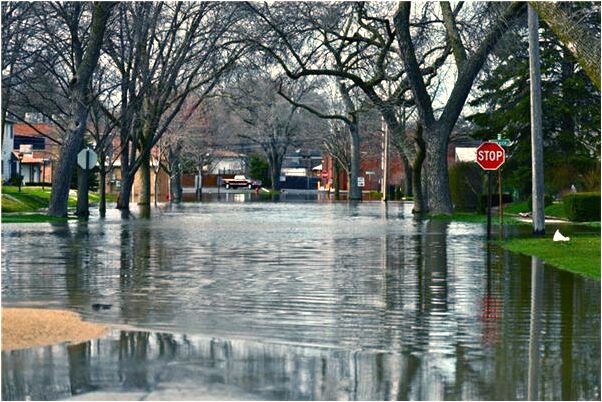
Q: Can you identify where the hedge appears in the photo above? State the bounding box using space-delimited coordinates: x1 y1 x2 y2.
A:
563 192 601 222
527 194 553 211
449 162 482 212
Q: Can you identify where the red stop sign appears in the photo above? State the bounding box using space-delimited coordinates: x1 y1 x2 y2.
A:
476 142 505 170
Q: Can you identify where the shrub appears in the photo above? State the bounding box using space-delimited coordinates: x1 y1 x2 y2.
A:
563 192 601 222
449 162 482 212
526 194 553 211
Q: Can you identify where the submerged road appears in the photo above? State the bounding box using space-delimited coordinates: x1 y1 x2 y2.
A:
2 199 600 400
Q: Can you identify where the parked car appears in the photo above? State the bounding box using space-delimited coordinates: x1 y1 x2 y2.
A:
222 175 262 189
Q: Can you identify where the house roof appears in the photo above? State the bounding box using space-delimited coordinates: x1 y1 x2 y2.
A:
214 149 244 158
11 150 48 164
13 123 54 138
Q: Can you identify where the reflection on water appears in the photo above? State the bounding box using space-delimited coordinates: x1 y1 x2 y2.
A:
2 202 600 400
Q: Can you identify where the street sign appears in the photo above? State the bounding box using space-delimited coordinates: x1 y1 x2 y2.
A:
77 148 98 170
476 142 505 171
492 139 511 146
357 177 365 187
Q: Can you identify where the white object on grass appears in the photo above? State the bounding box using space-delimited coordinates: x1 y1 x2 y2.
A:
553 229 570 242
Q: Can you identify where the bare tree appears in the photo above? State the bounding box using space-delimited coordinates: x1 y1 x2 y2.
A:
224 76 323 190
101 3 243 217
393 2 526 213
44 2 115 217
1 2 37 144
244 2 435 210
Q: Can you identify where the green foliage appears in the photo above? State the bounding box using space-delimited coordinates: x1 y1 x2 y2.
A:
526 194 553 211
1 186 106 213
70 166 99 192
248 154 271 188
503 236 601 279
1 186 51 212
449 162 482 212
468 20 601 199
2 214 70 223
563 192 601 222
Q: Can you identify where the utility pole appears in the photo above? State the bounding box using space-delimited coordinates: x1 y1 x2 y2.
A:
381 118 389 202
528 4 545 235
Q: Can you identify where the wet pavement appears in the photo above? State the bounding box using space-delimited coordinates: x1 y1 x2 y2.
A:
1 199 600 400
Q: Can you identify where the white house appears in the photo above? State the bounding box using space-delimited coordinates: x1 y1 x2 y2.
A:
207 150 246 174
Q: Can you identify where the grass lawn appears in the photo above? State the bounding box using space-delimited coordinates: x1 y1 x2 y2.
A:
503 200 568 219
430 212 523 225
1 214 71 223
503 235 601 279
1 186 115 214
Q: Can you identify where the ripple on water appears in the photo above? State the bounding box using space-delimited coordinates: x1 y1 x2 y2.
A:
1 201 600 400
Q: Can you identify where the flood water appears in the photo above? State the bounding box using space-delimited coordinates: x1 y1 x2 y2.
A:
2 199 600 400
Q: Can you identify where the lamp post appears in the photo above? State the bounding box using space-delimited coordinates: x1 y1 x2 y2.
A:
17 152 23 193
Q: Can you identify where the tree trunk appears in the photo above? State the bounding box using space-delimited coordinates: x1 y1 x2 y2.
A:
348 121 362 201
153 167 159 206
269 152 282 191
170 168 182 203
530 1 600 90
401 155 413 197
411 125 427 213
47 2 114 217
138 151 151 207
99 168 106 218
49 123 85 217
117 171 134 212
333 160 340 199
424 126 453 214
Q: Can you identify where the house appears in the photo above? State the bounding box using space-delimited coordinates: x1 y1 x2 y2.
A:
8 122 59 184
281 149 323 177
208 150 247 175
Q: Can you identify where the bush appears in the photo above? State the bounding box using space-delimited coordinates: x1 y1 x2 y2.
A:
478 193 513 213
449 162 482 212
249 154 271 188
563 192 601 222
526 194 553 211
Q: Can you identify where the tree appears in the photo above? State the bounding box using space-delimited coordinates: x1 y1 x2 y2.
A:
468 16 601 198
393 2 527 214
1 2 37 145
529 2 601 90
244 2 468 211
248 153 271 188
47 2 115 217
224 76 323 190
103 2 243 216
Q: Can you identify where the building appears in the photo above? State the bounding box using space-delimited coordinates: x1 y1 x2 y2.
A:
6 122 59 184
281 150 323 177
208 150 246 175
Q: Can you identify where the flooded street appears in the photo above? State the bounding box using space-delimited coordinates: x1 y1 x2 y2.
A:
2 200 600 400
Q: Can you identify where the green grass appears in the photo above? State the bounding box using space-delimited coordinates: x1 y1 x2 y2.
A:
430 212 523 225
1 214 71 223
503 235 601 279
503 200 568 219
1 186 53 212
504 200 529 215
2 186 115 214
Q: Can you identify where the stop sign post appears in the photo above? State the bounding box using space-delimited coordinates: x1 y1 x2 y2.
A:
476 142 506 240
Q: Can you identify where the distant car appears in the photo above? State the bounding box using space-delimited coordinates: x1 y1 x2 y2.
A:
222 175 262 189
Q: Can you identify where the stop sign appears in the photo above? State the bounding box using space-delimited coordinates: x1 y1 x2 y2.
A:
476 142 505 170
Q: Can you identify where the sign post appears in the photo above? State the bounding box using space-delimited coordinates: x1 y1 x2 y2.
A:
76 148 98 219
476 142 506 240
